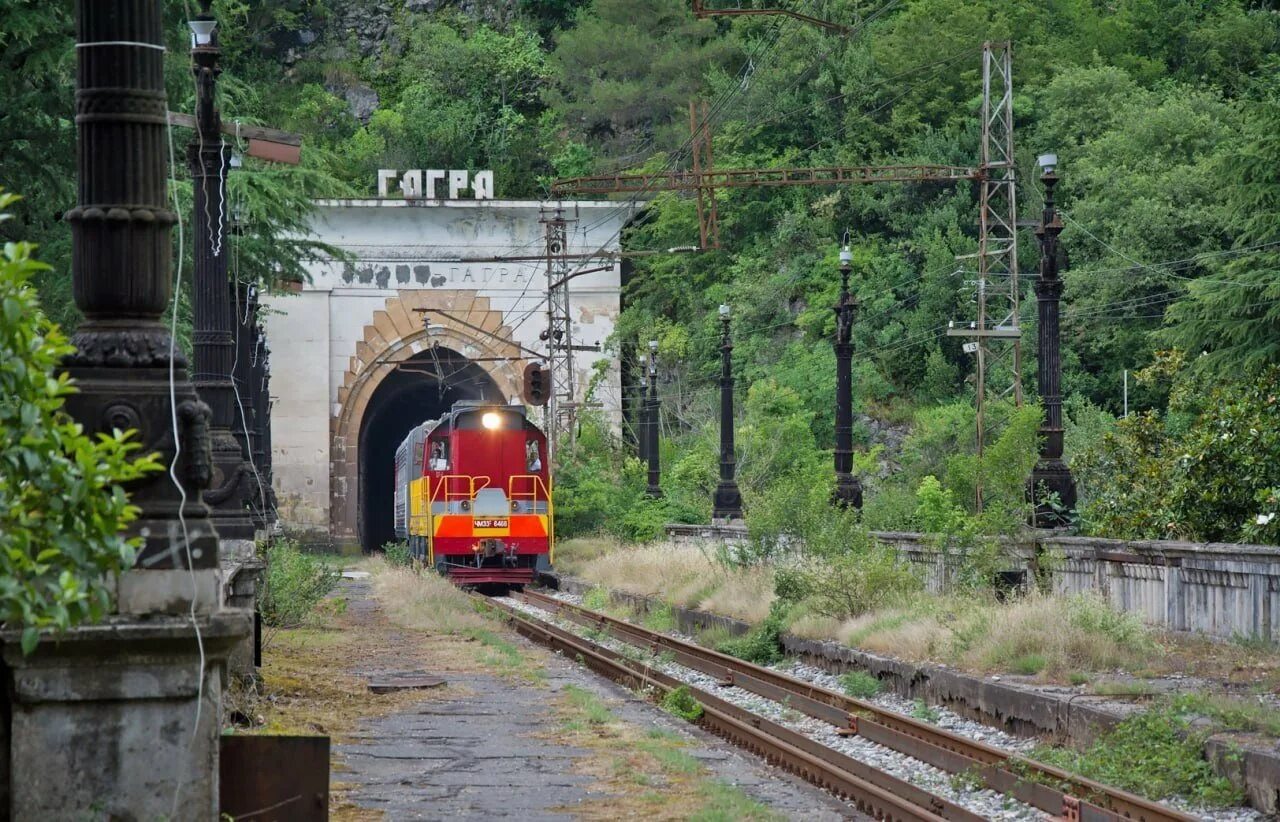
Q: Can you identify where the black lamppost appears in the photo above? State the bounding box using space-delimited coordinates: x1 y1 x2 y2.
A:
1029 153 1076 526
61 0 218 571
637 353 649 463
833 244 863 509
187 1 254 540
712 305 744 520
645 339 662 498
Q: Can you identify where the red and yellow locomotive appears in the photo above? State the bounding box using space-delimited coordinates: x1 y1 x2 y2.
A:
394 402 552 585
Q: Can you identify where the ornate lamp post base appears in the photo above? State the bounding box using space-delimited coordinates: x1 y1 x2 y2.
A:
833 472 863 510
713 481 744 522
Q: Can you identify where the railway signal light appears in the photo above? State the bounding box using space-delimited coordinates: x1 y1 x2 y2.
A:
523 362 549 406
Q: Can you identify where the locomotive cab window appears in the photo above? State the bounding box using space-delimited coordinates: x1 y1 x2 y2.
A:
428 440 449 471
526 439 542 472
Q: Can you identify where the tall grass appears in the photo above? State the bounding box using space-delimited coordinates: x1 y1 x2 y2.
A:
572 541 776 623
371 563 490 636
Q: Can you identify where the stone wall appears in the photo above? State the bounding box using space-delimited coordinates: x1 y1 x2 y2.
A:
665 524 1280 641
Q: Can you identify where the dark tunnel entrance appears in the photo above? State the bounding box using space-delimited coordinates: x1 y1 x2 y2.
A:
357 347 504 553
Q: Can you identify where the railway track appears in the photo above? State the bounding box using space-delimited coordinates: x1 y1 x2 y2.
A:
493 588 1196 822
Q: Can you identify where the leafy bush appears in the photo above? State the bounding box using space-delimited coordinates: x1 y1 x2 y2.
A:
259 540 341 630
796 545 922 620
0 193 162 655
660 685 704 721
838 670 882 699
1031 702 1242 806
717 601 788 665
382 540 411 567
581 586 610 611
1076 359 1280 542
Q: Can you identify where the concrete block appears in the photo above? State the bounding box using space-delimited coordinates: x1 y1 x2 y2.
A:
2 614 248 820
117 569 222 616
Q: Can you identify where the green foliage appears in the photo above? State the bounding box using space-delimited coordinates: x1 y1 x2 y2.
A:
716 601 787 665
838 670 882 699
642 601 676 633
545 0 735 159
660 684 704 722
788 543 922 621
259 540 341 630
910 699 941 723
382 540 411 567
581 586 610 611
1077 360 1280 541
1009 654 1047 676
0 198 162 654
1161 89 1280 373
1031 703 1243 807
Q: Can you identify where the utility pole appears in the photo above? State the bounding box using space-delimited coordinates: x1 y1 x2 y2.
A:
645 340 662 498
832 244 863 509
1028 154 1076 527
188 0 254 542
712 305 744 521
947 41 1022 511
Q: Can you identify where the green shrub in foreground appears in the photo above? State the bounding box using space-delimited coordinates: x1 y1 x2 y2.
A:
0 192 162 655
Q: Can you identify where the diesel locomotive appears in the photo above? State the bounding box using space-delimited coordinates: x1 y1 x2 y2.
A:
393 401 552 585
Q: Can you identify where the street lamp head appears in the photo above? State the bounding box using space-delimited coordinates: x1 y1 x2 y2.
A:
1037 153 1058 175
638 354 647 366
188 18 217 47
839 245 853 268
648 339 659 354
718 303 730 319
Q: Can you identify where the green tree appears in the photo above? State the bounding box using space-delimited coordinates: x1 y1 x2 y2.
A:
1160 90 1280 372
545 0 735 160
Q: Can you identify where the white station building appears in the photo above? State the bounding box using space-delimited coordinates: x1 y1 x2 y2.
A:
263 171 637 549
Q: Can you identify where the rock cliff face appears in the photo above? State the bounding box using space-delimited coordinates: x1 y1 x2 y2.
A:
276 0 520 122
284 0 519 63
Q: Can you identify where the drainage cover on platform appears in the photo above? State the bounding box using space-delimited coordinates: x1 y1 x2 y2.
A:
367 674 447 694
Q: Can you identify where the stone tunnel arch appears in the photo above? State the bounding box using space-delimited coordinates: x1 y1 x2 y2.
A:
330 291 524 550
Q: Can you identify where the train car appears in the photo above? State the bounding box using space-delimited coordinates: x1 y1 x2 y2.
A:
396 401 552 586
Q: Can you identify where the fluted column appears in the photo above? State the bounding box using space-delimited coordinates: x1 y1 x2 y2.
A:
1029 169 1076 526
189 0 253 539
832 248 863 509
62 0 218 575
712 305 743 520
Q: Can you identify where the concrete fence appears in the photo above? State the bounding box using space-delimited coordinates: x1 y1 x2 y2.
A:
666 524 1280 642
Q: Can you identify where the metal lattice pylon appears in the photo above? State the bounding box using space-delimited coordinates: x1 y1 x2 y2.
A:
948 42 1021 510
541 207 575 462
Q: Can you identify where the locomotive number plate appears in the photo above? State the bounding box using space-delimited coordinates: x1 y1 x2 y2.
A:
473 519 509 529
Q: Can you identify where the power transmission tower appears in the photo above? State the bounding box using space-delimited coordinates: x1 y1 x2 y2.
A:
541 207 576 463
947 41 1022 510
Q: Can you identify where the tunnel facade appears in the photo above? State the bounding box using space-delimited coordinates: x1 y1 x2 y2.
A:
262 198 637 549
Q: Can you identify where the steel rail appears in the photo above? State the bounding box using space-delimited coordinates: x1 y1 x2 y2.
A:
474 593 976 821
517 589 1195 822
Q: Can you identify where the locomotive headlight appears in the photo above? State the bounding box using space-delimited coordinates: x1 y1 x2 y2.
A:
481 411 501 430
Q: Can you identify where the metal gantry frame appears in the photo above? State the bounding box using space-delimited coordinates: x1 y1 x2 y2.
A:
946 41 1021 510
551 37 1022 508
